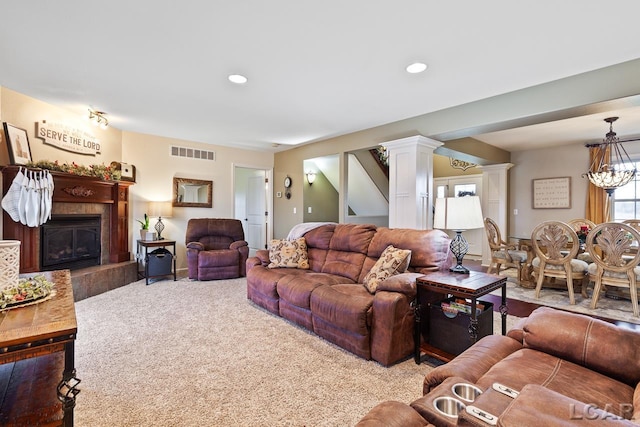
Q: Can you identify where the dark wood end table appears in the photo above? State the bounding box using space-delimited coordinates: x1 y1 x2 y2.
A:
414 270 508 364
137 239 177 285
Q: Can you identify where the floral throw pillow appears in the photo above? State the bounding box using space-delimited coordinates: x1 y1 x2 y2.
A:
268 238 310 269
363 245 411 294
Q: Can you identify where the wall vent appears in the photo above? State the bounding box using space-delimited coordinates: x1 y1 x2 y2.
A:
171 145 216 161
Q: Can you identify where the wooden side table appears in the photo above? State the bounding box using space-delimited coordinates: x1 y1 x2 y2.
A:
137 239 177 285
0 270 79 426
414 271 507 364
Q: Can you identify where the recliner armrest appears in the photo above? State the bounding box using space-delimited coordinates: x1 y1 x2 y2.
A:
423 335 523 394
230 240 248 250
376 273 423 298
186 241 205 251
497 384 635 425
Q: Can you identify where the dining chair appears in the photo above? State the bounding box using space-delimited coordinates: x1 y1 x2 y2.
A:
567 218 597 264
585 222 640 317
567 218 597 231
622 219 640 234
484 217 528 285
531 220 589 305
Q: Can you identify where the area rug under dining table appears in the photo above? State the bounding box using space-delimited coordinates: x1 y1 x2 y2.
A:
492 268 640 325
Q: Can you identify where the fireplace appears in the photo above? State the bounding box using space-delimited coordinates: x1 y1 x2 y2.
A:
2 166 133 273
40 215 102 271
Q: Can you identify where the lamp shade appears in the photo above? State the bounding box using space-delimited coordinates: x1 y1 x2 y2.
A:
433 196 484 231
148 201 173 218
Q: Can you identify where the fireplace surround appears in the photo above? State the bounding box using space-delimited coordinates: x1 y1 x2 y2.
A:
1 165 133 273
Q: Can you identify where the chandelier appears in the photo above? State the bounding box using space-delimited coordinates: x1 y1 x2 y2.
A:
584 117 636 196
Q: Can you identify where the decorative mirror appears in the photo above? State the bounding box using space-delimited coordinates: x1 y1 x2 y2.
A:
172 177 213 208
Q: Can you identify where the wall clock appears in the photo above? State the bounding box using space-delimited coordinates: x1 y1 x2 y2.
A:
284 176 292 188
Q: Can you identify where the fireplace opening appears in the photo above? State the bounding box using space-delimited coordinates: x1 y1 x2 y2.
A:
40 215 102 271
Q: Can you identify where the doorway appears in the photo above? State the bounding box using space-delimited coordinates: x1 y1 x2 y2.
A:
434 175 484 258
234 166 272 257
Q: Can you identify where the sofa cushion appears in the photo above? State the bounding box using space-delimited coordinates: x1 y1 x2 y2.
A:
520 307 640 386
498 384 635 425
268 238 310 269
198 249 239 267
311 284 373 333
277 272 353 309
322 224 377 282
476 348 635 419
362 245 411 293
363 228 451 280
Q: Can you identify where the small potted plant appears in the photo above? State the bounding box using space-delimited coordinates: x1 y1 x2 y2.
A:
137 213 150 240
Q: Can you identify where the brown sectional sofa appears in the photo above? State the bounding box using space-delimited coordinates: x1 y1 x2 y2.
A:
357 306 640 426
246 223 451 366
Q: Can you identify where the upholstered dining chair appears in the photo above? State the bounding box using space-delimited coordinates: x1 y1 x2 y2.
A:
585 222 640 317
567 218 597 232
531 220 589 305
622 219 640 234
484 217 528 285
567 218 597 264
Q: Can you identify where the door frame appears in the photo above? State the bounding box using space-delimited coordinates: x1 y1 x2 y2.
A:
232 164 273 252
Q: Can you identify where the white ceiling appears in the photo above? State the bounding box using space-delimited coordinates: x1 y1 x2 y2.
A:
1 1 640 152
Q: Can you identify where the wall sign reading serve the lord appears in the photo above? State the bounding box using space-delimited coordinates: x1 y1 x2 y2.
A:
37 121 101 156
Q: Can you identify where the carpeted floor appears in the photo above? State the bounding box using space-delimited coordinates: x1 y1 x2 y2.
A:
74 277 515 426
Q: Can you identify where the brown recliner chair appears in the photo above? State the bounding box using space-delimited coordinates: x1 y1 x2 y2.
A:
185 218 249 280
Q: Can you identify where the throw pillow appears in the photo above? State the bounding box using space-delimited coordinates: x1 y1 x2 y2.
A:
268 238 310 269
363 245 411 294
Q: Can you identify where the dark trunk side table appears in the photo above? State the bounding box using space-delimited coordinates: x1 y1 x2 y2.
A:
414 270 507 364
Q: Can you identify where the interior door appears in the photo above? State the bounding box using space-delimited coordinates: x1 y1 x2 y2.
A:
246 173 267 256
434 175 484 257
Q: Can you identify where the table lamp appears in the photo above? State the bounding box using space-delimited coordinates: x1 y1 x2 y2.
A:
148 201 173 240
433 196 484 274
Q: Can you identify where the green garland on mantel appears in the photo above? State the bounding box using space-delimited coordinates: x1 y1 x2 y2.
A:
26 160 122 181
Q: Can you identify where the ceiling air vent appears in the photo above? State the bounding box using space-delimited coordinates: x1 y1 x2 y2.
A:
171 145 216 161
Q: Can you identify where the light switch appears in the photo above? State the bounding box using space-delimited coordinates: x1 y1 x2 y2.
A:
293 207 297 214
308 207 312 214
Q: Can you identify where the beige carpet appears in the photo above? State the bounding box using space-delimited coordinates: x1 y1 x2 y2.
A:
492 268 640 324
74 277 517 426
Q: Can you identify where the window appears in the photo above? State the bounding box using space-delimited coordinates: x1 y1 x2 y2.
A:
454 184 476 197
612 160 640 221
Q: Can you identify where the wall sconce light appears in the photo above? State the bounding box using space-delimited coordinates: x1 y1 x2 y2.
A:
306 171 317 185
88 108 109 129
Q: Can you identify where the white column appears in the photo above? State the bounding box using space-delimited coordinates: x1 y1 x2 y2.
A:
381 135 443 229
479 163 514 266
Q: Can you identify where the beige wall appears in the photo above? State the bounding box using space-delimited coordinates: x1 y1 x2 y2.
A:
509 143 590 238
122 132 273 269
0 87 123 166
273 58 640 237
0 87 274 270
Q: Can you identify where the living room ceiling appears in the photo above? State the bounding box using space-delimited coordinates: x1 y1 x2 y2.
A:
1 1 639 152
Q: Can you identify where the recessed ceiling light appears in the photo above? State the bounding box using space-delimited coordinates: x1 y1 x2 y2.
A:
228 74 248 84
406 62 428 74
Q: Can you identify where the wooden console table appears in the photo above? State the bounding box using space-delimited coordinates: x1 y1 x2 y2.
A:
0 270 79 426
